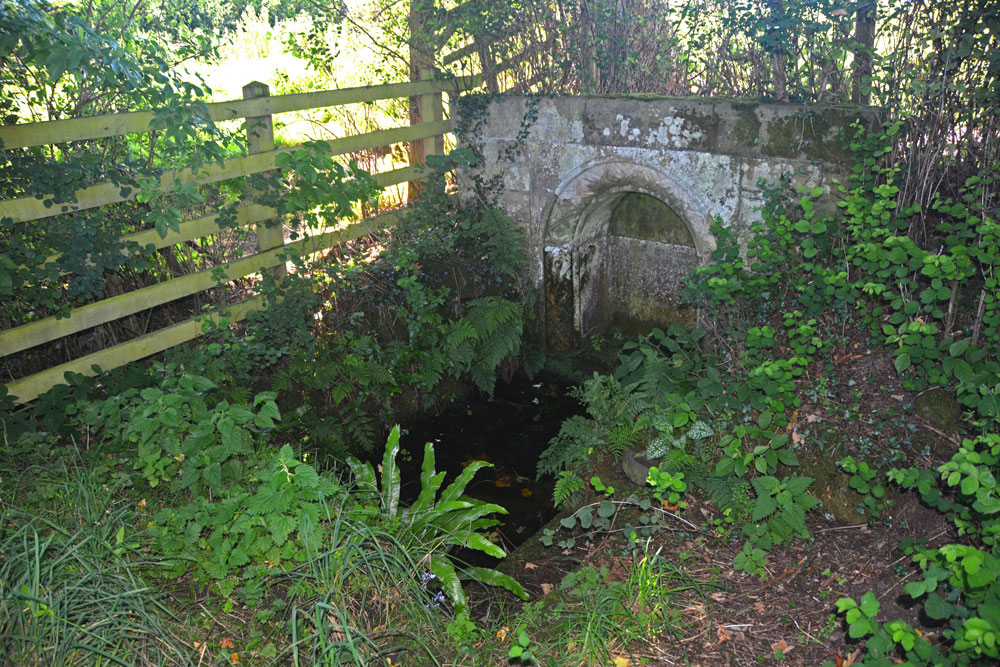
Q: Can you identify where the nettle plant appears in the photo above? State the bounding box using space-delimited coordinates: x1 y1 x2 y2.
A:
82 368 527 608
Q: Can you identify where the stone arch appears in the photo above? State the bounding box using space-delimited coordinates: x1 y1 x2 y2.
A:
540 160 713 347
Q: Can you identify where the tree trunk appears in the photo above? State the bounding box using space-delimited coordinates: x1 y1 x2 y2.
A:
852 1 876 105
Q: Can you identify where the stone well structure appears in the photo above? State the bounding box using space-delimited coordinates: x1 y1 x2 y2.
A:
458 95 873 348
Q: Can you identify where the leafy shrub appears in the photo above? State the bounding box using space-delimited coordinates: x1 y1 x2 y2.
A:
834 435 1000 665
538 325 817 573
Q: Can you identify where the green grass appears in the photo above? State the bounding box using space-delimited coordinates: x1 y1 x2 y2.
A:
0 469 190 666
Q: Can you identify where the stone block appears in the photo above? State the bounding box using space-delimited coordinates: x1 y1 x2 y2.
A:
715 101 876 164
531 97 586 143
482 163 529 193
476 96 531 140
479 139 527 165
740 158 823 193
606 237 698 327
582 96 717 151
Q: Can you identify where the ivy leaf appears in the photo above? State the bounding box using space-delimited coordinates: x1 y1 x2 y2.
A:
597 500 616 518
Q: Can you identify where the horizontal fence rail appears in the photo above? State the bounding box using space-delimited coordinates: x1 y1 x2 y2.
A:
0 76 483 151
1 120 453 225
1 73 481 403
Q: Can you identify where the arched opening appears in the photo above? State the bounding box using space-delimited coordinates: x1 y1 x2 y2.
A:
540 161 710 349
605 193 697 333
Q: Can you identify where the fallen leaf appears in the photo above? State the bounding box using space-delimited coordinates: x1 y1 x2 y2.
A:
230 653 239 665
520 488 533 497
219 638 235 649
710 592 727 601
772 639 793 654
611 656 630 667
792 430 804 444
754 602 766 614
524 562 538 570
540 582 554 595
717 626 732 644
496 626 509 641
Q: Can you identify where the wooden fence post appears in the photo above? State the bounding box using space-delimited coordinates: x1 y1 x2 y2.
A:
243 81 285 277
420 67 445 158
407 68 445 201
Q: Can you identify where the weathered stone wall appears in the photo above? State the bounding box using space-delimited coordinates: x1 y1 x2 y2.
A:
458 95 874 348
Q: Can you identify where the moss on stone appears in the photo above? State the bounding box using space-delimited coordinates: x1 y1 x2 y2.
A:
726 102 761 149
914 387 963 432
798 449 868 525
608 192 693 245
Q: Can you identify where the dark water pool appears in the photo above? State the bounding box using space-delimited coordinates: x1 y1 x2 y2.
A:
397 376 582 553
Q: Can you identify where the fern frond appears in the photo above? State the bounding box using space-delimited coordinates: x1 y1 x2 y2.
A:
553 470 586 508
703 475 751 516
537 415 600 477
657 449 700 475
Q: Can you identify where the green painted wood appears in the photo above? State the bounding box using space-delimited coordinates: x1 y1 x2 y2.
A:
244 81 285 279
21 164 417 280
375 164 419 187
0 76 482 149
420 69 445 159
0 210 401 356
1 120 453 224
3 209 405 402
122 204 275 253
28 205 276 276
4 295 265 404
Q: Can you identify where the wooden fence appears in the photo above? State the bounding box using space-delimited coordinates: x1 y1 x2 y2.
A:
0 72 483 403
